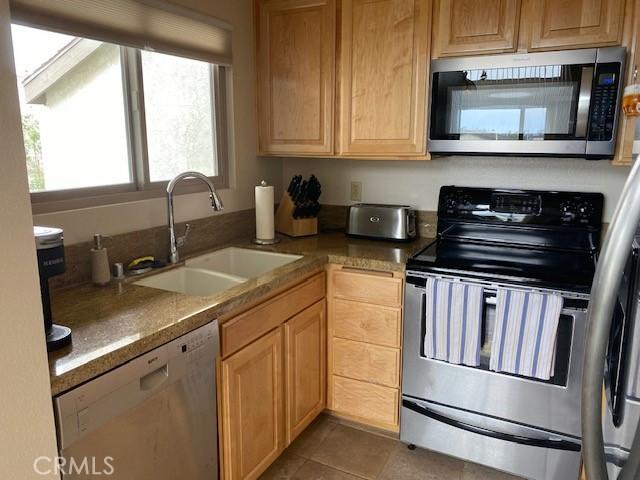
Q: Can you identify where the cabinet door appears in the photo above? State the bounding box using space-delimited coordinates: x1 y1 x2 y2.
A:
432 0 521 57
256 0 335 155
338 0 430 156
529 0 624 51
221 327 284 480
285 299 326 443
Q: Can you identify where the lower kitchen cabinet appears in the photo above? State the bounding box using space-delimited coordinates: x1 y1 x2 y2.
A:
220 327 285 480
218 272 326 480
285 300 326 443
331 375 400 427
327 265 404 432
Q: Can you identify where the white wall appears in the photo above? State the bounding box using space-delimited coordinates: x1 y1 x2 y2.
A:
33 0 282 245
283 156 631 221
0 0 60 477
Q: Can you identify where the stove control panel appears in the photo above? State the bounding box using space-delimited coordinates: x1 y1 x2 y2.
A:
438 186 604 228
559 200 600 225
491 193 541 215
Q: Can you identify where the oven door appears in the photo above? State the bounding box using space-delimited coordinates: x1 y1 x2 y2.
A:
402 273 587 438
429 49 597 157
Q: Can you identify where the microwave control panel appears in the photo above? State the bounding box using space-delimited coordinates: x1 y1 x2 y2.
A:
588 63 622 142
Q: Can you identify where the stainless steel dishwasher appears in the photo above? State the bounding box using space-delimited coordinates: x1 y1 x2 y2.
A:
54 321 219 479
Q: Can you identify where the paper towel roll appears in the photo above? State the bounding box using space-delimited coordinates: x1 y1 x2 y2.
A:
255 181 275 240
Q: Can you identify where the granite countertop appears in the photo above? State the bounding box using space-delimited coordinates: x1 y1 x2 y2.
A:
48 232 432 396
255 231 432 272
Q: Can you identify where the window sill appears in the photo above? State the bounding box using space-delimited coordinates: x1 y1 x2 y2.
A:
31 178 228 215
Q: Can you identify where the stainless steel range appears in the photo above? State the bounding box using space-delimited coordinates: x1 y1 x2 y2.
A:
401 186 604 480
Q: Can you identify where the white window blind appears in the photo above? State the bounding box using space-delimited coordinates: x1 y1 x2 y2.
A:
9 0 232 65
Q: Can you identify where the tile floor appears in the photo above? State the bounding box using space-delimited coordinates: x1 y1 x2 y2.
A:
259 415 522 480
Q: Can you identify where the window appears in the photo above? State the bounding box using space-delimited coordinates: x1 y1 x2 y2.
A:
141 51 218 182
11 24 229 205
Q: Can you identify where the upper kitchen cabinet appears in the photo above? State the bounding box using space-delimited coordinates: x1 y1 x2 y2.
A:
256 0 336 155
337 0 431 157
431 0 522 57
528 0 625 51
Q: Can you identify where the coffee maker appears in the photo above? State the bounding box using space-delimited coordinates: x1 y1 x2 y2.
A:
34 226 71 351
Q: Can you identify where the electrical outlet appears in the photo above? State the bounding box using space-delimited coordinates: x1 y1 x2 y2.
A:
350 181 362 202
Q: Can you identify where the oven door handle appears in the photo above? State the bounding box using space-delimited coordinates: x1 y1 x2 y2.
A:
402 399 581 452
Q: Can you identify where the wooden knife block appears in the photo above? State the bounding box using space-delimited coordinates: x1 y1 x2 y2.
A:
275 193 318 237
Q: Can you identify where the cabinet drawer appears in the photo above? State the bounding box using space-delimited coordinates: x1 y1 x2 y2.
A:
333 298 401 347
332 338 399 388
221 272 325 357
332 269 402 307
331 375 399 428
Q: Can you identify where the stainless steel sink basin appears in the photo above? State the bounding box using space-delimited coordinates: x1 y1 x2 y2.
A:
134 247 302 296
185 247 302 278
134 267 244 297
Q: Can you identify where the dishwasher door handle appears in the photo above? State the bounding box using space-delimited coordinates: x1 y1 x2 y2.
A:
140 364 169 391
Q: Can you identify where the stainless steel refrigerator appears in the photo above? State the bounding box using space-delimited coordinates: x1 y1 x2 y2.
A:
582 120 640 480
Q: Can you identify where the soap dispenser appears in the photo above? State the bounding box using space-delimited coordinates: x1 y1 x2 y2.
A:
91 234 111 286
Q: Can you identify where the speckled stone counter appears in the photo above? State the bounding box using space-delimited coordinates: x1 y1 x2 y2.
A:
257 232 432 272
48 232 432 396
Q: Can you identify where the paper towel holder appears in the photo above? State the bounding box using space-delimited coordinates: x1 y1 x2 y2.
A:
252 237 280 245
253 180 280 245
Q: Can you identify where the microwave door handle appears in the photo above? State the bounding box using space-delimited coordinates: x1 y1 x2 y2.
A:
402 399 581 452
576 65 594 138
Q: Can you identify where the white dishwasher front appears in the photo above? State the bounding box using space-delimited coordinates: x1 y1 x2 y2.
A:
54 321 219 479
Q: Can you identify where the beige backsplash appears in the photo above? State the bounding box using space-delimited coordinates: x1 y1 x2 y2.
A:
52 205 438 289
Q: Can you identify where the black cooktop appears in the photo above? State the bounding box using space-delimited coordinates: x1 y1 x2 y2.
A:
407 186 604 293
408 238 597 293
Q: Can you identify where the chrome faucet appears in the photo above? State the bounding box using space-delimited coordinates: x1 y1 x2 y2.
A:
167 171 223 264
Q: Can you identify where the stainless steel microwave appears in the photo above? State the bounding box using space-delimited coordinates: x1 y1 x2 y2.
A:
428 47 626 159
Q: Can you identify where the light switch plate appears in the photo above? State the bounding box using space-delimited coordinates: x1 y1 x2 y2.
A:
350 181 362 202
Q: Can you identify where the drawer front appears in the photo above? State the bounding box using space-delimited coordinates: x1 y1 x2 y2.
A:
333 298 401 347
332 338 400 388
331 375 399 428
332 269 402 307
221 272 325 358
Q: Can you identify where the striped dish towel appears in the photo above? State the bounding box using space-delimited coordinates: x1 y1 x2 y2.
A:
490 289 563 380
423 277 484 366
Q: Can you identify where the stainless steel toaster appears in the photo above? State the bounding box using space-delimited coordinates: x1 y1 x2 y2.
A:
346 204 416 241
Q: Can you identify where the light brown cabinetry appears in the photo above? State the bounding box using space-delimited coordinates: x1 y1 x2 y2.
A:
219 272 326 480
432 0 521 57
332 337 400 387
285 299 326 443
331 375 400 426
528 0 625 51
327 265 404 432
220 327 285 480
337 0 431 156
337 0 431 157
432 0 626 58
256 0 335 155
255 0 431 159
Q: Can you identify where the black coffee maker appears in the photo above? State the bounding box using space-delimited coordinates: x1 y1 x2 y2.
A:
34 226 71 351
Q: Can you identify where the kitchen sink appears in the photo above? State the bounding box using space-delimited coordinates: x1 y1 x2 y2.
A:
134 267 245 297
185 247 302 279
134 247 302 296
